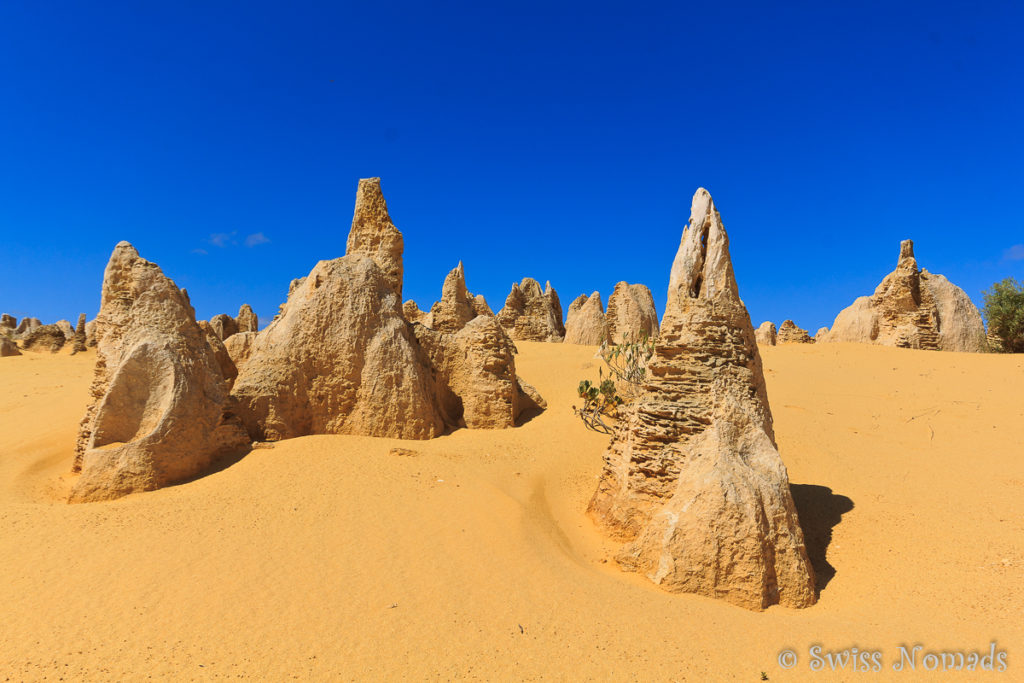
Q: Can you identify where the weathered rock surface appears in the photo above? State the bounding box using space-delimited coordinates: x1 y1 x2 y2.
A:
14 317 41 338
777 320 814 344
198 320 238 386
755 321 777 346
56 319 75 341
564 292 607 345
71 313 88 354
496 278 565 342
471 294 493 317
223 331 258 373
346 177 404 298
209 313 239 341
231 179 544 442
236 304 258 333
20 324 67 352
0 313 16 330
822 240 986 352
814 327 830 342
71 242 249 503
403 300 433 327
1 337 20 357
606 282 659 344
429 262 479 333
85 320 97 347
587 188 816 611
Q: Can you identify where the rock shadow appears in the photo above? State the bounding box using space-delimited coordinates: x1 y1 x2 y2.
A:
790 483 854 593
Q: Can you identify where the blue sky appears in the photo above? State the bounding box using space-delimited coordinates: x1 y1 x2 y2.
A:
2 1 1022 331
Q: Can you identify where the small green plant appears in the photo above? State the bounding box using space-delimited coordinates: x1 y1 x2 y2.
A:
572 368 622 434
599 329 655 397
982 277 1024 353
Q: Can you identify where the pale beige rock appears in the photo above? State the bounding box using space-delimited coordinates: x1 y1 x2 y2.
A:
564 292 607 345
823 240 986 352
232 181 544 442
496 278 565 342
606 282 659 344
209 313 239 341
0 337 20 357
346 177 404 298
0 313 15 330
471 294 493 317
198 320 238 387
587 188 816 611
14 317 41 338
56 319 75 341
85 320 97 347
236 304 258 333
223 331 258 374
755 321 777 346
777 320 814 344
429 262 479 333
71 242 249 503
814 327 830 342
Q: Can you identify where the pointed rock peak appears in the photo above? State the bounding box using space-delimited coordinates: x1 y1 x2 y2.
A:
346 177 404 297
667 188 739 314
900 239 915 260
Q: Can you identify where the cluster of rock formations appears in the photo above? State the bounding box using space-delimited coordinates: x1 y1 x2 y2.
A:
69 178 545 502
496 278 566 342
402 262 493 333
777 320 814 344
1 312 96 356
562 283 660 346
587 188 817 611
819 240 986 352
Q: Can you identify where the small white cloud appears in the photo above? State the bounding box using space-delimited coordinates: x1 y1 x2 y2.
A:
191 248 209 255
245 232 270 247
1003 244 1024 261
209 231 237 247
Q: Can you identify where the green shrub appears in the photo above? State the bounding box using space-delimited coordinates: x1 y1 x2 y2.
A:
982 277 1024 353
572 369 622 434
573 330 655 433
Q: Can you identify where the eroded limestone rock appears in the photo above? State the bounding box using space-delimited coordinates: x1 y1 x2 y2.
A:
564 292 607 345
606 282 659 344
496 278 565 342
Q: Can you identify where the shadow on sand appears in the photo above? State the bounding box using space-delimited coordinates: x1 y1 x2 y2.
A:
790 483 854 593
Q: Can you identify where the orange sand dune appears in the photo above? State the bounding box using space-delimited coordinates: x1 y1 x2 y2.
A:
1 342 1021 680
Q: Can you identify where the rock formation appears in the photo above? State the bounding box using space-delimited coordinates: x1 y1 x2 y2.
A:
814 327 830 342
403 300 433 327
346 177 403 298
20 324 67 352
198 320 238 387
496 278 565 342
209 313 239 341
230 178 543 442
821 240 986 352
236 304 258 333
71 313 88 354
0 313 15 330
777 320 814 344
55 319 75 341
71 242 249 503
564 292 607 345
606 282 659 344
471 294 493 317
14 317 40 338
223 331 258 373
0 337 20 357
587 188 816 611
429 262 478 333
755 321 777 346
85 320 97 347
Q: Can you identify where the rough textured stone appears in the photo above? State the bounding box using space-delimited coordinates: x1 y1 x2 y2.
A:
346 177 404 298
198 320 238 387
822 240 986 352
71 242 249 503
209 313 239 341
606 282 659 344
755 321 777 346
471 294 493 317
85 320 98 347
20 324 67 352
496 278 565 342
587 188 816 611
71 313 88 354
231 180 544 442
814 327 830 342
56 319 75 341
236 304 258 333
403 300 433 327
223 331 258 374
564 292 607 345
429 262 479 333
14 317 41 338
1 337 20 357
777 320 814 344
0 313 15 330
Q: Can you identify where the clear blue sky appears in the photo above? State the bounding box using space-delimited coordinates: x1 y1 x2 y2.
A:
2 1 1022 332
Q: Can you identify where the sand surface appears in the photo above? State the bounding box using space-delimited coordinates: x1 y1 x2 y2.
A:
1 342 1021 680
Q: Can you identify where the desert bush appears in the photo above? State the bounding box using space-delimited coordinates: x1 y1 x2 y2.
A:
572 369 622 434
598 330 655 396
573 330 655 432
982 277 1024 353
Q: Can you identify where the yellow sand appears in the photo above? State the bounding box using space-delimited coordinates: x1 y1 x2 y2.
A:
0 342 1021 680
